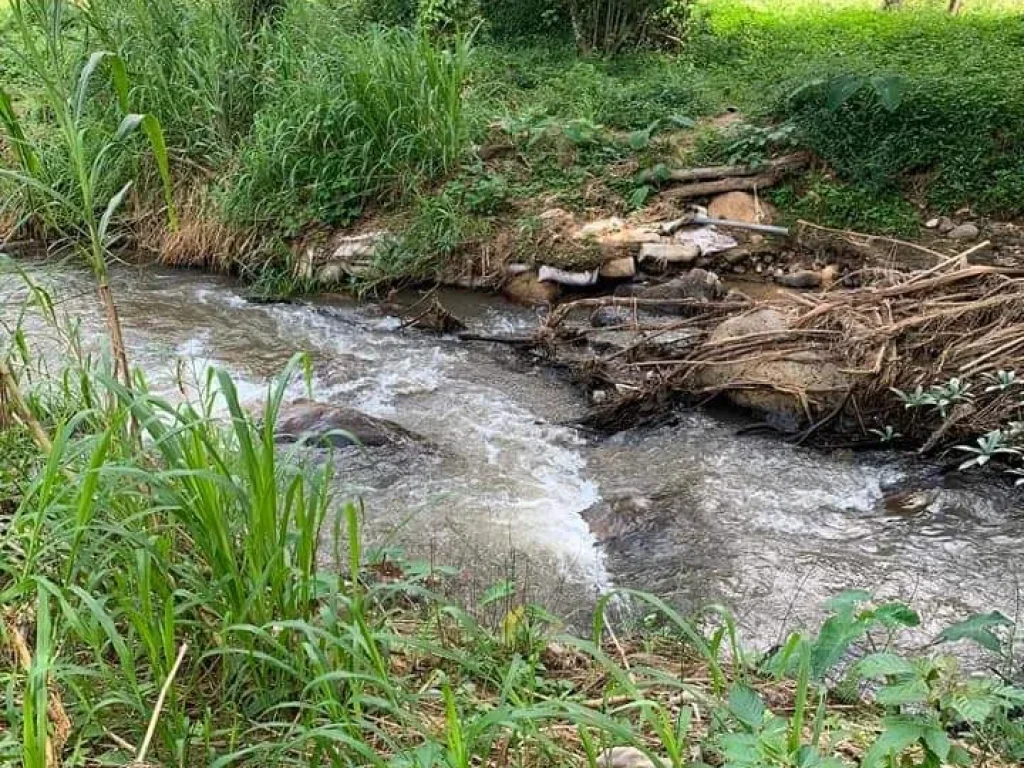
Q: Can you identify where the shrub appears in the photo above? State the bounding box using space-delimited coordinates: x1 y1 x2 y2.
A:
478 0 568 39
567 0 686 54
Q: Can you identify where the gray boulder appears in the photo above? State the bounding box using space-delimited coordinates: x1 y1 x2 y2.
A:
276 400 420 447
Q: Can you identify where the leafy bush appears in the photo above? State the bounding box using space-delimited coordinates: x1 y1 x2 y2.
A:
222 26 471 235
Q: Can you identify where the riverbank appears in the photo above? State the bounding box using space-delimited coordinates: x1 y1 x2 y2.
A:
3 1 1024 286
1 304 1022 766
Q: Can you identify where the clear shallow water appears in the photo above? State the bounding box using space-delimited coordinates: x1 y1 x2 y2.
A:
3 263 1022 640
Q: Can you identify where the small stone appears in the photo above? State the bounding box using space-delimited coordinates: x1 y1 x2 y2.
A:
628 268 725 302
723 247 750 264
947 222 980 241
590 306 629 328
731 265 746 274
502 272 560 305
600 746 657 768
638 242 701 266
820 264 840 287
599 256 637 279
777 269 822 289
936 216 956 235
924 217 940 229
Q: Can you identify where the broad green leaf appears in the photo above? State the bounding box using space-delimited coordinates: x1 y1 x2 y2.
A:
948 693 996 724
728 683 765 729
872 602 920 629
870 74 908 112
719 731 761 763
948 744 973 766
810 614 868 679
860 717 924 768
857 652 916 678
824 589 872 615
936 611 1012 653
480 578 515 607
876 679 929 706
921 726 951 761
825 73 864 112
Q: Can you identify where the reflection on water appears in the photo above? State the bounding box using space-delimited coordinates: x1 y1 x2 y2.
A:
2 262 1022 640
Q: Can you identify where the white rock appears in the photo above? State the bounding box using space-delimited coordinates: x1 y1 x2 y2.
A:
538 265 599 286
600 746 658 768
638 242 701 266
924 217 940 229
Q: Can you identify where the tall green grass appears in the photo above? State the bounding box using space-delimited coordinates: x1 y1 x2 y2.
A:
223 21 472 235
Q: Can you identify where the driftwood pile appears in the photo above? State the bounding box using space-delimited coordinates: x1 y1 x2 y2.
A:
528 244 1024 446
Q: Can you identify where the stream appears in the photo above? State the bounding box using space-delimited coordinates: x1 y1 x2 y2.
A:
4 263 1023 645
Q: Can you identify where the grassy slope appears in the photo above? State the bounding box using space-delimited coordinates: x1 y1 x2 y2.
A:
455 0 1024 241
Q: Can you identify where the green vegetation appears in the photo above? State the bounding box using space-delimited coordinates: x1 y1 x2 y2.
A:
3 0 1024 763
1 284 1022 766
3 0 1023 287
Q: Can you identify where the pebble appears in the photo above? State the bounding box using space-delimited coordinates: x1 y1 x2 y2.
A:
936 216 956 235
590 306 629 328
600 746 658 768
947 222 980 241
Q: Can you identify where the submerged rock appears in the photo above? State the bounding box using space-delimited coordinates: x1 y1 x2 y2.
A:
276 401 420 447
696 309 849 419
777 269 822 289
590 306 631 328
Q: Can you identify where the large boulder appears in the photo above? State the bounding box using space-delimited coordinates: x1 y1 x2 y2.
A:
276 401 420 447
695 309 849 420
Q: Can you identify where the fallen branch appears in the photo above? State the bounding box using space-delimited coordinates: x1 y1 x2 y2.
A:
639 153 809 185
659 172 783 202
133 642 188 767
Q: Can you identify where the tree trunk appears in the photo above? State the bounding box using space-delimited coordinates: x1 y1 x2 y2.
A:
948 0 963 14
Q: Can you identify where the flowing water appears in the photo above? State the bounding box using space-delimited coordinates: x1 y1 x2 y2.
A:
4 263 1023 643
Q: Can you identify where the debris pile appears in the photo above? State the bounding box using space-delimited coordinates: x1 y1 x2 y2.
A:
527 243 1024 445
